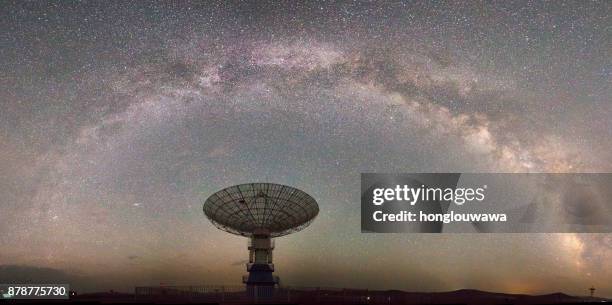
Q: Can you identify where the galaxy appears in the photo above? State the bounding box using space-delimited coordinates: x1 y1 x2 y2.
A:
0 0 611 297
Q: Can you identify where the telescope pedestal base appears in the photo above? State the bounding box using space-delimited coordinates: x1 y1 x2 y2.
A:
244 263 279 285
244 263 278 298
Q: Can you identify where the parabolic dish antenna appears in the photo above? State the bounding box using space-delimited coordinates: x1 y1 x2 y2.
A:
203 183 319 291
203 183 318 237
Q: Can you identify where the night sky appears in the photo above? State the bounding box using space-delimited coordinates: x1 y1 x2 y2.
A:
1 0 611 297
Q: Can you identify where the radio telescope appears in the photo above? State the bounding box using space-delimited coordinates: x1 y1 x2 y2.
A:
203 183 319 290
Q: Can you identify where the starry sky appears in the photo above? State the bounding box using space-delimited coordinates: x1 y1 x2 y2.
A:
1 0 611 297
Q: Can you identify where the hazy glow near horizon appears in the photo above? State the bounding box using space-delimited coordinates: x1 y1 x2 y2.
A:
0 1 610 297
